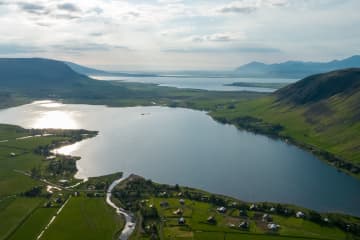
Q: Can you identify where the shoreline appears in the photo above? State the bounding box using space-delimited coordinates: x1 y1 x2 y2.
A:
210 114 360 180
106 176 136 240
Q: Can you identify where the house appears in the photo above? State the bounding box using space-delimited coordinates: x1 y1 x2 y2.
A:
179 199 185 205
296 211 305 218
159 191 167 197
10 152 16 157
207 216 216 224
270 207 276 212
267 223 280 231
173 208 183 215
239 221 249 229
262 214 273 222
178 217 186 225
160 201 169 207
46 155 56 160
249 204 256 210
217 206 226 213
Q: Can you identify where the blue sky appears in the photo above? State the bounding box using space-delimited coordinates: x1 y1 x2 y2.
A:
0 0 359 70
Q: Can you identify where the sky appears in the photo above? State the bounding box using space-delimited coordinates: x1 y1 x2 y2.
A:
0 0 359 71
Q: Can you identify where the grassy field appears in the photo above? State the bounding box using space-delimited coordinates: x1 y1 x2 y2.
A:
41 196 123 240
8 206 58 240
0 197 43 240
115 176 360 240
0 124 123 240
149 198 349 240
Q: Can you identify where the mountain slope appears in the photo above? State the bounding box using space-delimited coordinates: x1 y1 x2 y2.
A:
65 61 158 77
211 68 360 176
64 61 110 76
235 55 360 78
276 68 360 104
0 58 91 88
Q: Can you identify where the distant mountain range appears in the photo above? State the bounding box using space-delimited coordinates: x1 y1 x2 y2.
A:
235 55 360 78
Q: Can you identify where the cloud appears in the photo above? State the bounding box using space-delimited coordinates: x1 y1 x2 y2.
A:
0 43 45 54
218 5 256 14
51 43 131 53
217 0 288 14
163 46 281 53
190 32 245 42
57 3 81 12
17 2 49 15
52 13 80 20
89 32 104 37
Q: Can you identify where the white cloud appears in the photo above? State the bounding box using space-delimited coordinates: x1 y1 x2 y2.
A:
0 0 358 70
190 32 246 42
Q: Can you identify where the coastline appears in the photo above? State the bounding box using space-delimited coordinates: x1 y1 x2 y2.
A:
106 176 136 240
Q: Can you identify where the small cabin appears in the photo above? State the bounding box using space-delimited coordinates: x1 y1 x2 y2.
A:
160 201 169 208
207 216 216 224
296 211 305 218
217 206 227 213
262 214 273 222
267 223 280 231
179 199 185 205
173 208 183 215
239 221 249 229
178 217 186 225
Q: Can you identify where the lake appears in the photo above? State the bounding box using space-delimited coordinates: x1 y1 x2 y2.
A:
0 100 359 216
91 76 297 92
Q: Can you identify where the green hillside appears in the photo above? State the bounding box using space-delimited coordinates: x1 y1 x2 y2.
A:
211 68 360 176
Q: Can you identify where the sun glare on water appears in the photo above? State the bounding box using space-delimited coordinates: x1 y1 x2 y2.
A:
31 102 79 129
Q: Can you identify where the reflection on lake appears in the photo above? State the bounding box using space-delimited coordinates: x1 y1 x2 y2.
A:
0 101 359 216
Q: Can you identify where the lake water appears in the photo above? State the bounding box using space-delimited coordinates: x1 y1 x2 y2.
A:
91 76 297 92
0 100 359 216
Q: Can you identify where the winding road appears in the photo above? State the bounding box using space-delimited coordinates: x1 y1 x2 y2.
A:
106 176 136 240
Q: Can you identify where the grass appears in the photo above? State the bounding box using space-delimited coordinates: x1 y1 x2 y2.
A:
114 176 360 240
0 135 67 196
152 197 356 240
0 197 43 240
8 206 58 240
0 124 120 240
41 196 123 240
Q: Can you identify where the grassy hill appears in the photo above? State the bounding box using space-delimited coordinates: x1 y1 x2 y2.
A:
211 68 360 176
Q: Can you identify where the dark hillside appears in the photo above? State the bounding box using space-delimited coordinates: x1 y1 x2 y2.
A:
0 58 90 88
276 68 360 104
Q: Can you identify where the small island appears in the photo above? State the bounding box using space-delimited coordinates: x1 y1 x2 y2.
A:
224 82 289 89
